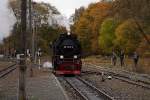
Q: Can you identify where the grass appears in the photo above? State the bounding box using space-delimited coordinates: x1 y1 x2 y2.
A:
83 56 150 75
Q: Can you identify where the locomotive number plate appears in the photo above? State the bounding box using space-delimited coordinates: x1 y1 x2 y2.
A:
64 46 74 49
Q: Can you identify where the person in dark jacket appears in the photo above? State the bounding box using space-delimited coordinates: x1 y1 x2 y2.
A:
112 51 117 66
133 51 139 68
119 50 125 66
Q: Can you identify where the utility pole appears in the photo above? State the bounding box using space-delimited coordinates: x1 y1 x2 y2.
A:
29 0 32 36
29 0 32 52
31 2 37 64
18 0 27 99
28 0 33 77
34 20 38 64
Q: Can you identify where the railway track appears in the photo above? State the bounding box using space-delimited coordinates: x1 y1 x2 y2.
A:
86 63 150 81
64 76 114 100
82 70 150 90
0 64 17 78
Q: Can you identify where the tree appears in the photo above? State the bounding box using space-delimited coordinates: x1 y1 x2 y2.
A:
99 18 119 54
71 6 85 22
4 1 63 55
137 35 150 56
115 19 142 54
72 2 112 54
113 0 150 44
37 25 67 54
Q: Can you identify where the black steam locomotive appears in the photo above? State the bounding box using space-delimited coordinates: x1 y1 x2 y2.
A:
52 33 82 75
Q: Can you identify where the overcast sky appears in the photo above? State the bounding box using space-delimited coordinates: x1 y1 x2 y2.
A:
0 0 99 41
34 0 99 17
0 0 16 41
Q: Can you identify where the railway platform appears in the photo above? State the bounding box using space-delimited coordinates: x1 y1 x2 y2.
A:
26 72 68 100
0 61 69 100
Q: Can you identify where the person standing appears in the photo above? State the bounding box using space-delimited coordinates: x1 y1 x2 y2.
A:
112 51 117 66
120 50 125 66
133 51 139 69
37 48 42 69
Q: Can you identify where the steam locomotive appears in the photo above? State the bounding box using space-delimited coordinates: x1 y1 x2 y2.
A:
52 33 82 75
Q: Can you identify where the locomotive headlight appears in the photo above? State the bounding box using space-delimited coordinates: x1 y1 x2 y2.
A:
60 55 64 59
74 55 78 59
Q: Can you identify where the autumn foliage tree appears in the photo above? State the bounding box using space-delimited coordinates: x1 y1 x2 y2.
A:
72 2 112 54
37 25 67 54
113 0 150 45
2 1 65 55
115 19 142 54
99 18 119 54
137 35 150 56
71 0 150 56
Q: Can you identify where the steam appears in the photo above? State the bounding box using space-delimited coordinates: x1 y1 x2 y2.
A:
0 0 16 41
48 14 71 32
0 0 71 42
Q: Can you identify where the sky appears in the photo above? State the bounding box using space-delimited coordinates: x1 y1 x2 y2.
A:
34 0 99 18
0 0 99 41
0 0 16 41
